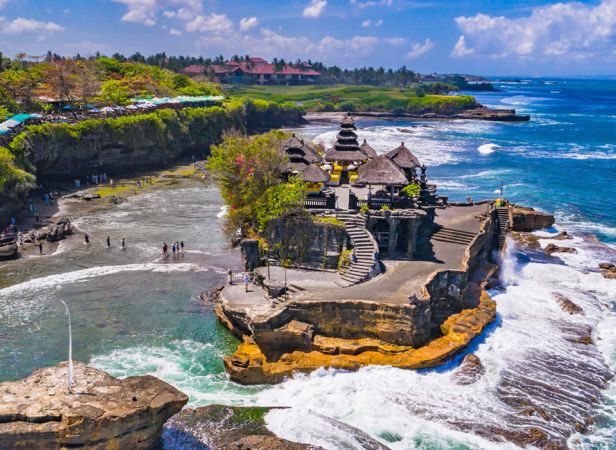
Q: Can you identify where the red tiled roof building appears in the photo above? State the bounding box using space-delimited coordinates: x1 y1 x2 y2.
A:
181 57 321 85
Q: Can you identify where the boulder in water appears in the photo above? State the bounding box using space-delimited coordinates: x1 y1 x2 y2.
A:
554 293 584 315
452 354 486 385
0 361 187 449
162 405 319 449
544 243 577 255
599 262 616 280
46 217 72 242
552 231 573 240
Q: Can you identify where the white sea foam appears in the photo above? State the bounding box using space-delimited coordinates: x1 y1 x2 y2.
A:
0 263 205 298
216 205 228 218
478 143 500 154
254 233 616 449
90 340 260 406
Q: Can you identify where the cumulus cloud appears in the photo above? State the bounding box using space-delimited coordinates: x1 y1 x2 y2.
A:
452 0 616 59
303 0 327 18
186 13 232 33
407 38 434 58
239 16 258 31
0 17 64 34
169 27 182 35
361 19 370 27
113 0 202 25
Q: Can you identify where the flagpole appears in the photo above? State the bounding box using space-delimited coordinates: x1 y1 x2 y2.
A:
60 300 73 393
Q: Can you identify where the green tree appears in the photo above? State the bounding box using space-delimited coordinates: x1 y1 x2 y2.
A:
97 79 131 105
207 131 299 239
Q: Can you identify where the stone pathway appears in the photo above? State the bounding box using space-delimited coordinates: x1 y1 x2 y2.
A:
337 212 378 286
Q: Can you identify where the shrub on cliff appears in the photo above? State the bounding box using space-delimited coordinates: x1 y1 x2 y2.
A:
0 146 35 206
207 131 306 240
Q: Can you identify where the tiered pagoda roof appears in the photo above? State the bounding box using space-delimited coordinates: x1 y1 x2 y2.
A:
324 113 368 162
386 142 421 169
356 155 408 186
281 134 330 183
359 139 377 159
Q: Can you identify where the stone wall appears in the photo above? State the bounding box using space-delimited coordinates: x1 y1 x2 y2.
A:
250 298 431 352
264 215 347 270
365 209 429 257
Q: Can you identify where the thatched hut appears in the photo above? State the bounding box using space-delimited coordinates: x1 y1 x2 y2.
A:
359 139 377 159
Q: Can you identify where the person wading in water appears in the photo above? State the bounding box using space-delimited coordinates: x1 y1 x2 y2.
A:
120 238 126 249
38 242 43 255
106 236 111 248
84 233 90 245
163 242 168 257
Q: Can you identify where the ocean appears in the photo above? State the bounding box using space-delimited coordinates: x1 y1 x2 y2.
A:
0 78 615 449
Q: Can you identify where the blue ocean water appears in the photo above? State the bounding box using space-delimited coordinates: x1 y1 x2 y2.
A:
0 79 614 449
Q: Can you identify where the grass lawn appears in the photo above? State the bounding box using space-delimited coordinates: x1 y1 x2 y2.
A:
225 84 477 113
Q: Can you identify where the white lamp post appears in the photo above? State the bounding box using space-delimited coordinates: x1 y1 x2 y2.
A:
60 300 74 393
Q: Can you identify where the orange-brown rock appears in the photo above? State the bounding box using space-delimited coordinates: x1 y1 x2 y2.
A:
545 243 577 255
224 291 496 384
599 262 616 280
511 206 555 232
452 354 485 385
0 361 188 449
554 293 584 315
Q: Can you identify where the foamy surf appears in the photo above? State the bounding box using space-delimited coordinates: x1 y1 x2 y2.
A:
478 143 500 154
252 232 616 449
0 263 205 298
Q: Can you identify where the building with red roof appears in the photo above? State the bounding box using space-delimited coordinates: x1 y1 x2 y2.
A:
181 57 321 85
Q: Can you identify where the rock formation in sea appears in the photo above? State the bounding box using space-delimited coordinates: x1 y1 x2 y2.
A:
511 206 556 232
0 361 188 449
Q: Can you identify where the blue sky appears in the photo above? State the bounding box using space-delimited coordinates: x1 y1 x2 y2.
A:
0 0 615 75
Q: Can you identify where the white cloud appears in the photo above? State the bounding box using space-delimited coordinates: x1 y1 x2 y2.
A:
0 17 64 34
384 37 406 46
303 0 327 18
0 0 8 10
361 19 370 28
169 27 182 35
239 16 259 31
318 35 379 56
350 0 392 9
375 19 383 27
186 13 232 33
452 0 616 59
407 38 434 58
112 0 202 25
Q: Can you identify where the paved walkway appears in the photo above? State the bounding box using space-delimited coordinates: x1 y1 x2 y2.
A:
254 204 489 305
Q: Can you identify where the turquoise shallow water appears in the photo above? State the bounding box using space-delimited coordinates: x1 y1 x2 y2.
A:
0 80 615 449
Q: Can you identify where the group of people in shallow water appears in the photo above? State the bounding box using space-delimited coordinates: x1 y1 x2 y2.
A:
83 233 126 249
162 241 184 257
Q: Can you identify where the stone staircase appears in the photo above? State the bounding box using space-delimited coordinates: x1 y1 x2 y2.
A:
495 206 511 250
337 213 378 286
431 227 476 246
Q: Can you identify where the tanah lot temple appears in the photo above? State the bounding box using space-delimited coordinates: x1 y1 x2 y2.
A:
212 112 552 385
279 113 441 262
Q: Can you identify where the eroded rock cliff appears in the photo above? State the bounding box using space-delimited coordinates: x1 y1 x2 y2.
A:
0 361 187 449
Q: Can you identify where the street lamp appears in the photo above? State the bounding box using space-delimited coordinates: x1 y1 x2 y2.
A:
60 300 74 393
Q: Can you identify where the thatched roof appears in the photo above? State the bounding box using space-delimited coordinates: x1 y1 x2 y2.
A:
299 164 331 183
281 133 322 164
386 142 421 169
356 155 408 185
340 112 356 128
359 139 377 159
324 147 367 162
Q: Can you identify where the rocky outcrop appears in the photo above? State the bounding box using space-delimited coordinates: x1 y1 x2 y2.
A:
0 361 188 449
223 292 496 384
264 215 347 270
599 262 616 279
452 354 485 385
45 217 73 242
544 243 577 255
554 293 584 315
511 206 555 232
163 405 318 450
552 231 573 240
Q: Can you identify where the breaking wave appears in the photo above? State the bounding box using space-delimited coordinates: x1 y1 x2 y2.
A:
478 143 500 154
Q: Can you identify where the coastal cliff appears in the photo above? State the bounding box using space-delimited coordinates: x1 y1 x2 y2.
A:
0 100 303 224
0 361 187 449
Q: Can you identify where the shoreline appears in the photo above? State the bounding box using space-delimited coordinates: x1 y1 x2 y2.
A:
2 160 208 263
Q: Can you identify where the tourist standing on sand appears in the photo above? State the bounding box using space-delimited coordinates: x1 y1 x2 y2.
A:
172 242 176 256
163 242 168 257
243 273 250 292
106 236 110 248
120 238 126 249
38 242 43 254
84 233 90 245
180 241 184 252
34 213 39 223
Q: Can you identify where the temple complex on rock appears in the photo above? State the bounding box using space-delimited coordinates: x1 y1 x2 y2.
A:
212 113 546 385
